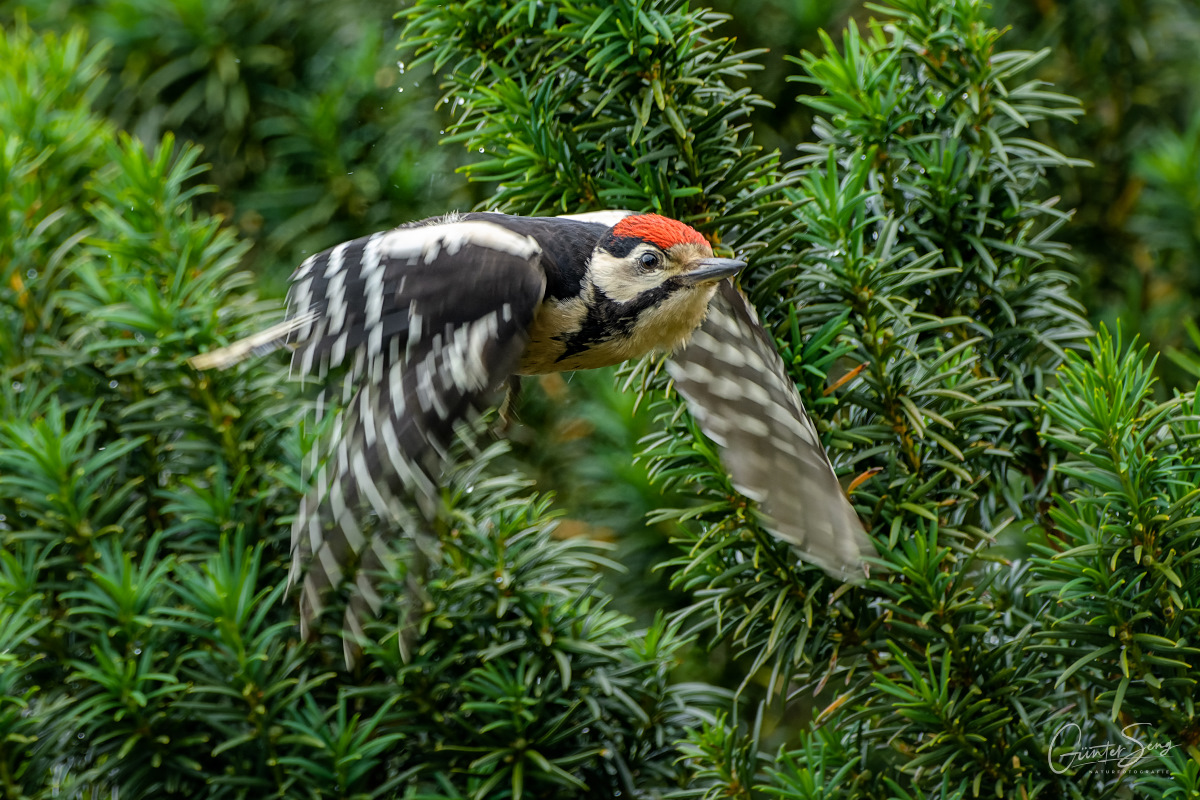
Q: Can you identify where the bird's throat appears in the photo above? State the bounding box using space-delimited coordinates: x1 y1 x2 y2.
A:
516 281 719 374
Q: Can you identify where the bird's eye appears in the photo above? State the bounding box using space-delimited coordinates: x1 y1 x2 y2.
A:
639 252 661 269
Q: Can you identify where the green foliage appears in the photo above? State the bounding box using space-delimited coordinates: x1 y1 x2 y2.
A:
402 0 1200 796
1035 326 1200 730
497 369 680 625
0 23 109 360
7 0 1200 798
358 451 716 798
1 22 704 799
3 0 471 279
985 0 1200 391
399 0 784 231
702 0 858 154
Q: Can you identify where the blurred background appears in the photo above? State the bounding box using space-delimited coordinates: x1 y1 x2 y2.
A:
3 0 1199 618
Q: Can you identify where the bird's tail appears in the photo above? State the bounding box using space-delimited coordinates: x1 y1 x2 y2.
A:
187 311 319 370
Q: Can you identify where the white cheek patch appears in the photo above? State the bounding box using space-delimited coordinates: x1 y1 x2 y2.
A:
588 251 666 303
589 242 716 305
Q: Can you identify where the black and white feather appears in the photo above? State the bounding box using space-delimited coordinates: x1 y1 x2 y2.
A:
667 282 870 580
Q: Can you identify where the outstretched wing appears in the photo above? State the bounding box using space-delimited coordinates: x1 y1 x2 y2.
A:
666 280 870 580
192 219 547 648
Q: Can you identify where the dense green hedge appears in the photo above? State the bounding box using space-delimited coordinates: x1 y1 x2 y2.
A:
0 22 705 798
2 1 1198 798
3 0 473 282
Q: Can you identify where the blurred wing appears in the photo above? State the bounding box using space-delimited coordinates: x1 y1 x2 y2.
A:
280 220 546 642
666 280 869 581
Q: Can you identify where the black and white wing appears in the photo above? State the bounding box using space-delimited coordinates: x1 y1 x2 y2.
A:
291 220 546 640
195 219 547 645
667 280 870 581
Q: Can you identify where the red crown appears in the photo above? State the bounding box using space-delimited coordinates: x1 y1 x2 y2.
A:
611 214 708 250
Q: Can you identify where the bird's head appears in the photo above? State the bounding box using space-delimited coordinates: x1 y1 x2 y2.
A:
588 214 746 305
571 214 746 356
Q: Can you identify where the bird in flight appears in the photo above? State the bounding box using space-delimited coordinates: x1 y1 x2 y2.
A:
191 210 870 651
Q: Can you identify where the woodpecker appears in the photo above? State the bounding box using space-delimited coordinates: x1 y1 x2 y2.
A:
191 210 870 645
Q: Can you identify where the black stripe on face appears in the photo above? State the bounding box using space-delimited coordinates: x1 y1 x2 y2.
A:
554 278 682 362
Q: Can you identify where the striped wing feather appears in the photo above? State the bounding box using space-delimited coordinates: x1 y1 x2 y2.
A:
666 280 869 580
283 221 546 648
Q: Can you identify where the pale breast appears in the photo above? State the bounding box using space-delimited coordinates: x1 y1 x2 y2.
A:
517 296 587 374
515 283 718 375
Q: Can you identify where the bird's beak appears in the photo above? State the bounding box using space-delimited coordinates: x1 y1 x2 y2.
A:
683 257 747 286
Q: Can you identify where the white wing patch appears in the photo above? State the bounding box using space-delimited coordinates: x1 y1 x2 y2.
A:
380 221 540 264
555 209 635 226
